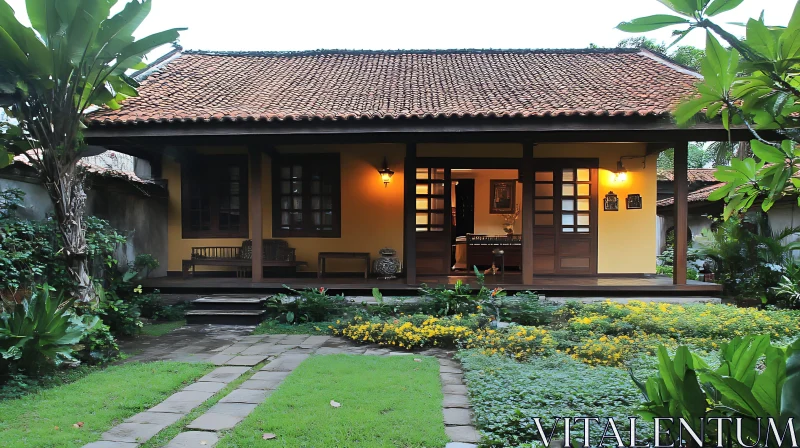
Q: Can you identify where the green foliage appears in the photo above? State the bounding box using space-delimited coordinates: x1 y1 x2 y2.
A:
620 1 800 218
0 285 98 375
692 213 800 300
617 36 705 70
94 283 142 337
498 291 558 326
657 142 715 169
630 335 800 446
267 285 348 324
457 351 641 447
252 319 334 335
419 279 481 317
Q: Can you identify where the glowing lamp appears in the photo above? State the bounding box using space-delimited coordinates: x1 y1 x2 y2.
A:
378 156 394 187
614 160 628 182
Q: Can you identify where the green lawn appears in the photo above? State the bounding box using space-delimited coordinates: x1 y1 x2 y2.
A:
0 361 213 448
216 355 449 448
140 320 186 336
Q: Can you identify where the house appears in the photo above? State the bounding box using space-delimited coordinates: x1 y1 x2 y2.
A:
0 150 169 276
657 180 800 253
83 47 751 295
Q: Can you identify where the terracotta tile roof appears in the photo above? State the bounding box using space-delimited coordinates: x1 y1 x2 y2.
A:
11 151 156 186
657 168 718 183
656 182 725 207
86 48 700 125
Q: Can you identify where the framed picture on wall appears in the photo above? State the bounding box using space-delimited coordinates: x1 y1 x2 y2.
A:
489 179 516 214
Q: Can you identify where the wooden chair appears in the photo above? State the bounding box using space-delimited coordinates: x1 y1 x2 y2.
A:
182 239 307 279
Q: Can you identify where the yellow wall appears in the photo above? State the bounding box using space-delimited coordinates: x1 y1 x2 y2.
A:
452 169 523 235
165 144 405 273
164 142 656 275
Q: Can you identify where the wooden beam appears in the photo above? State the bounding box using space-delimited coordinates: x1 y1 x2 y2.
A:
249 147 264 282
522 142 535 285
673 141 688 285
404 143 417 285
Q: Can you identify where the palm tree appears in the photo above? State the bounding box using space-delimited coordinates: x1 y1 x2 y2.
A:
0 0 183 301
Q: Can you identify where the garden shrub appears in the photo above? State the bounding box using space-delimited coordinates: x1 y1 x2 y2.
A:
333 314 557 360
456 350 641 447
0 285 98 375
267 285 349 324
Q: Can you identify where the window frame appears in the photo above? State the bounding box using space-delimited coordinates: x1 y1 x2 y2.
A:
180 155 249 239
271 153 342 238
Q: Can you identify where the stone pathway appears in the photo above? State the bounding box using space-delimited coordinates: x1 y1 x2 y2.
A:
88 329 480 447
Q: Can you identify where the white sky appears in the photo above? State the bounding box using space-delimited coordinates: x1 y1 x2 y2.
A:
6 0 797 57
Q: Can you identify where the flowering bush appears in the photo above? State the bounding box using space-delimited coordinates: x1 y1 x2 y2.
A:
332 314 556 361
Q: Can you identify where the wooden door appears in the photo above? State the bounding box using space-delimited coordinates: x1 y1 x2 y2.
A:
415 167 452 275
531 160 598 275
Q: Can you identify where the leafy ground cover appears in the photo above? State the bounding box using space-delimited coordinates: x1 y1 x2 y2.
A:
0 361 212 448
216 355 449 447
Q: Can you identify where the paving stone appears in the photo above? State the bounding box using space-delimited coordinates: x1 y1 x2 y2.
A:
218 344 250 356
206 354 234 365
238 335 267 342
83 442 139 448
262 344 295 355
163 390 215 402
261 354 309 371
207 402 258 417
184 381 227 394
219 388 270 404
312 346 348 355
148 400 200 414
363 348 392 356
299 335 330 348
388 351 414 356
445 442 479 448
279 334 309 345
443 408 473 426
421 348 454 358
440 373 464 385
439 358 461 368
224 355 268 366
197 366 249 383
187 413 243 431
443 394 471 408
442 384 469 395
239 343 277 356
165 431 219 448
261 334 288 343
125 411 183 425
445 426 482 444
283 347 314 354
101 422 166 443
440 365 462 374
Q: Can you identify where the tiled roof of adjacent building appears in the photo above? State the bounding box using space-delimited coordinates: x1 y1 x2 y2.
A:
657 168 719 183
656 182 725 207
86 48 700 125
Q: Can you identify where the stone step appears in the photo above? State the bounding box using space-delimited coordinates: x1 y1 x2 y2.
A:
192 296 268 311
185 309 266 325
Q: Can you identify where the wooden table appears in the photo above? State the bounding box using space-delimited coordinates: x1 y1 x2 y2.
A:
318 252 371 278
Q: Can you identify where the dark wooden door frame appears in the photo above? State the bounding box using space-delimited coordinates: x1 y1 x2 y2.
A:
530 158 599 276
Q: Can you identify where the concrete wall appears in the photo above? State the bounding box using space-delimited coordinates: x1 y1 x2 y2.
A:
0 174 168 278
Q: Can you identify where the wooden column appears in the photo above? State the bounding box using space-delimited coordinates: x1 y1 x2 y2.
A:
673 141 688 285
404 143 417 285
521 142 535 286
249 147 263 283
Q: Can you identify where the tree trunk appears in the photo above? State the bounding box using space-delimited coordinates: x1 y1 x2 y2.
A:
40 158 93 302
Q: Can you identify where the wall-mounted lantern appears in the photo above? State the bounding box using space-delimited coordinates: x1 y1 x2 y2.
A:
614 160 628 182
378 156 394 187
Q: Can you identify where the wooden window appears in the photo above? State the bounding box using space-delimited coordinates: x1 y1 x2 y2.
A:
560 168 591 233
181 155 249 239
272 153 341 238
415 168 447 232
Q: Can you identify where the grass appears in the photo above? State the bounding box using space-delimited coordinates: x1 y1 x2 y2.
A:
140 320 186 337
0 361 213 448
252 319 334 335
142 360 268 448
216 355 449 448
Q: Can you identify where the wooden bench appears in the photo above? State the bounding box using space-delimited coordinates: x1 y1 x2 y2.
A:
318 252 371 279
182 239 307 279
